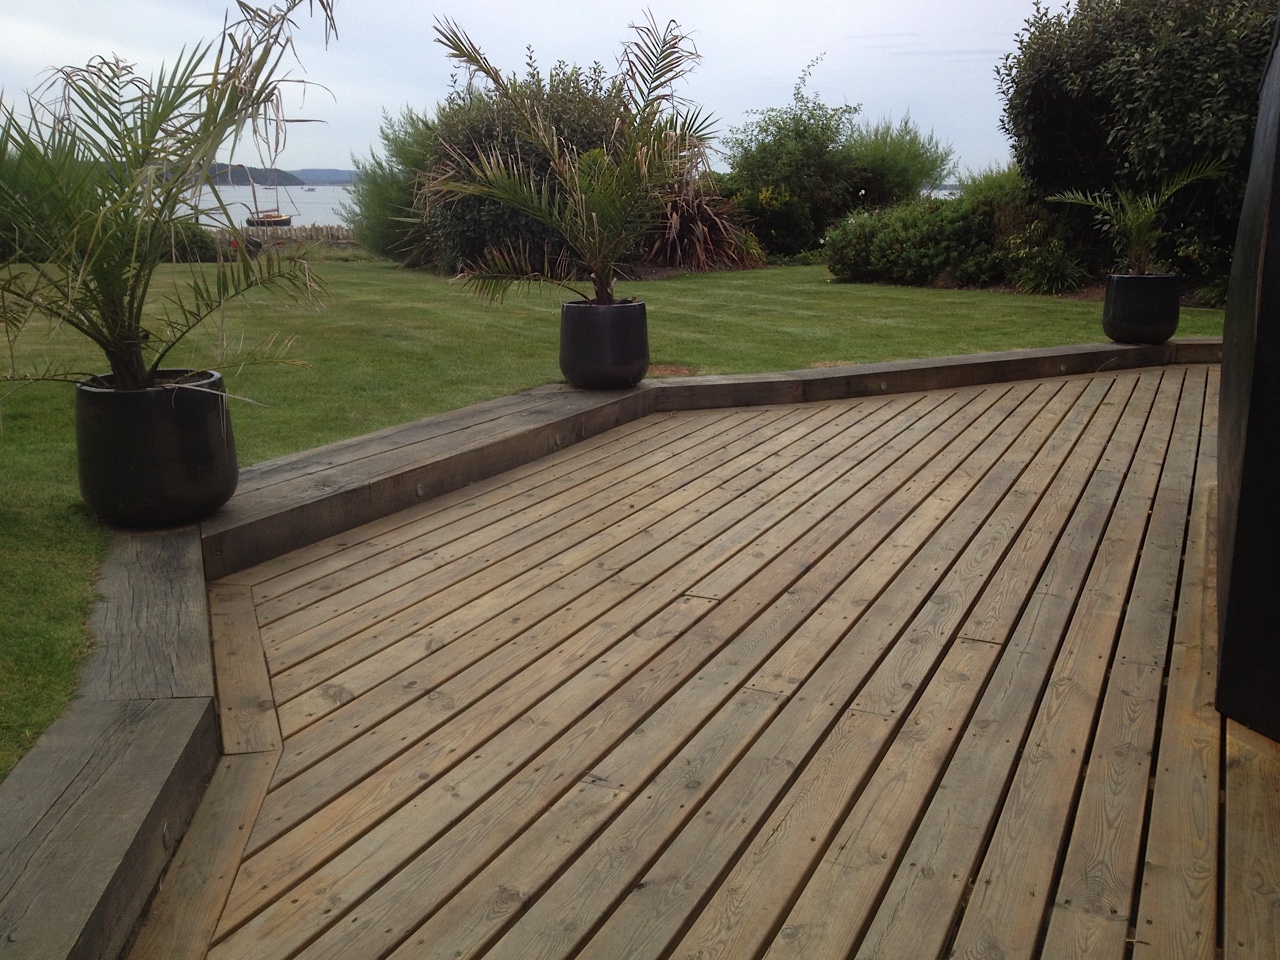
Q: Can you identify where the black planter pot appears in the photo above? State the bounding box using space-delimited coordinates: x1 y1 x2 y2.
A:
1102 273 1181 344
559 300 649 390
74 369 239 528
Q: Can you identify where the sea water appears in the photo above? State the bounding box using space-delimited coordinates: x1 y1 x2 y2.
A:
193 184 353 228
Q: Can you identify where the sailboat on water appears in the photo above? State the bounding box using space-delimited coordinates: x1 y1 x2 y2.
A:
246 208 292 227
243 166 292 227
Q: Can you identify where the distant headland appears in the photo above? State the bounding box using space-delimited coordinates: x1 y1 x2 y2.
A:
209 164 354 186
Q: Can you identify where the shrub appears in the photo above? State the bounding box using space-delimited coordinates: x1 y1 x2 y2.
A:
167 220 220 263
955 163 1087 294
997 0 1275 282
724 60 958 257
1003 222 1089 294
420 63 629 272
638 183 763 272
825 197 1001 288
342 108 436 265
344 62 627 271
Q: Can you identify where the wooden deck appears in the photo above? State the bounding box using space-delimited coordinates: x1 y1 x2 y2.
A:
128 362 1280 960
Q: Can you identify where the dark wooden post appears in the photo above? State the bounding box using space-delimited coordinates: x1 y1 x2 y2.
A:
1218 20 1280 741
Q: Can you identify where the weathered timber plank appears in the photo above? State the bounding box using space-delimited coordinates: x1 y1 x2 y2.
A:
450 384 1049 960
220 391 931 931
246 386 980 852
668 379 1098 960
764 376 1139 960
850 371 1164 960
393 687 785 960
239 411 714 602
266 405 841 731
201 388 656 579
257 412 806 729
211 596 718 956
229 389 567 493
263 396 908 788
258 405 798 675
126 751 277 960
0 698 216 960
287 606 761 960
205 345 1220 582
209 583 280 755
1131 369 1221 960
572 383 1073 960
267 391 1012 958
250 407 741 626
648 342 1217 411
1019 368 1206 959
760 646 1005 960
216 385 1017 948
1224 720 1280 960
745 380 1056 696
943 369 1194 960
80 527 213 701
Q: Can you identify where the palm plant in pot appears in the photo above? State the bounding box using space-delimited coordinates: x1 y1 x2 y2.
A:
0 1 334 528
425 14 717 390
1049 159 1223 344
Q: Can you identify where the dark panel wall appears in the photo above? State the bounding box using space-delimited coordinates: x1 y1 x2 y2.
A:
1218 22 1280 741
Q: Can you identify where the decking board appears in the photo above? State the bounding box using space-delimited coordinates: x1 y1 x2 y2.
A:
216 385 1019 942
120 361 1276 959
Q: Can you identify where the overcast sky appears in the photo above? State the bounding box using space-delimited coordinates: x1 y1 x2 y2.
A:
0 0 1046 175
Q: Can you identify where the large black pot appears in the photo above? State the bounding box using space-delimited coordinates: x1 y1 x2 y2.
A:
559 300 649 390
1102 273 1181 344
74 369 238 528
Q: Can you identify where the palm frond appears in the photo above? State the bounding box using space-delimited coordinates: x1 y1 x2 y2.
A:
0 1 335 389
426 14 726 305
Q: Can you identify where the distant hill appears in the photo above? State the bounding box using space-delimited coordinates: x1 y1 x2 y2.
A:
209 163 304 187
288 168 356 185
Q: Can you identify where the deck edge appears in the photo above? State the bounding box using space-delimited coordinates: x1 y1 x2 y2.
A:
202 340 1222 580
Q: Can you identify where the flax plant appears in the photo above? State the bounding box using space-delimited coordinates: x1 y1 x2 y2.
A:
0 1 336 391
426 14 718 306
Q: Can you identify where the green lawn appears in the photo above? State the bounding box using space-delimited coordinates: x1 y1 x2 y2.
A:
0 261 1224 778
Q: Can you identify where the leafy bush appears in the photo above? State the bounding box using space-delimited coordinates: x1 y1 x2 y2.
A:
638 183 763 272
344 62 626 271
958 163 1086 294
1003 221 1089 294
421 62 629 273
825 197 1002 288
351 47 754 275
997 0 1275 281
167 220 220 263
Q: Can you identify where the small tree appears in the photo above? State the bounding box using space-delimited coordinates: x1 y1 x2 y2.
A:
723 61 864 256
0 1 335 391
848 115 955 206
343 107 437 265
725 65 955 256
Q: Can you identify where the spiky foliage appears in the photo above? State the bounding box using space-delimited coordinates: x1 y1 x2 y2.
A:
1049 159 1225 275
426 14 720 305
0 1 335 391
640 181 762 271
